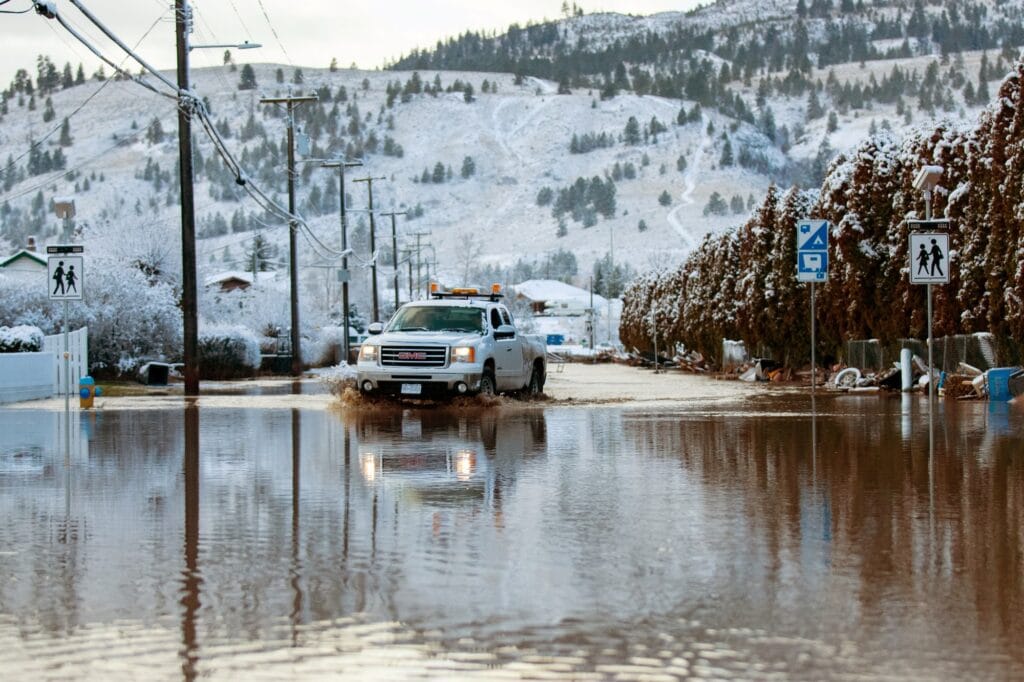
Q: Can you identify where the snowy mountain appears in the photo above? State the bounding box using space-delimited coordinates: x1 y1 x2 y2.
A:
1 0 1023 329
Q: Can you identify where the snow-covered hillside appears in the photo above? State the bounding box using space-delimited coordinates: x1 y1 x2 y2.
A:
1 0 1021 327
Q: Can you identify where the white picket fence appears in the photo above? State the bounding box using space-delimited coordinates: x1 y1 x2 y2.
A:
41 327 88 394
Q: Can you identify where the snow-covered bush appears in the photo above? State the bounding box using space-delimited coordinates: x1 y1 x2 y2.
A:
0 261 182 375
198 324 261 379
303 325 347 367
0 325 43 352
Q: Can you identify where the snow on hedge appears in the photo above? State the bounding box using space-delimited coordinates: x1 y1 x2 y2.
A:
0 325 43 353
0 259 181 372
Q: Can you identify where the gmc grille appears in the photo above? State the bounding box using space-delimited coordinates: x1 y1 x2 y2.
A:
380 345 448 368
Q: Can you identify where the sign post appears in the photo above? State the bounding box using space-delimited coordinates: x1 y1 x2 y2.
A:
47 245 84 463
908 227 950 403
797 219 829 394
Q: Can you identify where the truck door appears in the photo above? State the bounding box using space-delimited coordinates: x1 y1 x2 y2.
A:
491 307 521 390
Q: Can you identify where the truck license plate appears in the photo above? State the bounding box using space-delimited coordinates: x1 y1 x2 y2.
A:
400 383 422 395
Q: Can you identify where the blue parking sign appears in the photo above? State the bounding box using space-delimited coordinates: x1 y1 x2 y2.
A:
796 220 829 282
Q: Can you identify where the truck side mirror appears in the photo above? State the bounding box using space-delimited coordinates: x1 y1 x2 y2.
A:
494 324 516 340
368 322 384 335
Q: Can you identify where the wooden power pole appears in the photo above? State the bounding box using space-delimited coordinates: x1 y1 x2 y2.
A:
259 92 318 375
380 211 407 310
353 176 386 321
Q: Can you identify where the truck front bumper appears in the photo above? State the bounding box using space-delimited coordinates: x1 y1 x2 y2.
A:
356 367 483 397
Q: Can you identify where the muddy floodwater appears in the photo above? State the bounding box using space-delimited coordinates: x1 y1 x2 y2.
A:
0 392 1022 680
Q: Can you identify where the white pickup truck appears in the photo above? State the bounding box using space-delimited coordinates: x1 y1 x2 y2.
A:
356 287 547 399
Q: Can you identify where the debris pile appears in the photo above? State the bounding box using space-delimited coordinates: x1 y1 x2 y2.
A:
823 358 1023 401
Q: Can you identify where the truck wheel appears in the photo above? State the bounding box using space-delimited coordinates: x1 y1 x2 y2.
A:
478 369 497 396
525 366 543 397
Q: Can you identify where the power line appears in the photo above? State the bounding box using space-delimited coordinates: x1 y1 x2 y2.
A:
254 0 293 67
0 10 168 181
67 0 180 94
0 2 33 14
0 125 146 202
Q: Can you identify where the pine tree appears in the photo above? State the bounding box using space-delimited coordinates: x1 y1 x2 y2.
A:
624 116 641 145
460 156 476 178
720 138 734 166
59 117 72 146
238 64 257 91
806 89 824 119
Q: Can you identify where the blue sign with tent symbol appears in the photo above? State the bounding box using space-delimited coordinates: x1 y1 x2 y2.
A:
796 219 829 282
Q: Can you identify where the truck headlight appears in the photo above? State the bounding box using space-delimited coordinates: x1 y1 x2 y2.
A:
452 346 475 363
359 344 378 363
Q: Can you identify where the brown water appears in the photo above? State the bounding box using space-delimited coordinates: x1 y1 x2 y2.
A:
0 395 1021 680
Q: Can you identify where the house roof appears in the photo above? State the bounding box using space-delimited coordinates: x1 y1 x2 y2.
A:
0 250 47 268
203 270 254 287
512 279 606 306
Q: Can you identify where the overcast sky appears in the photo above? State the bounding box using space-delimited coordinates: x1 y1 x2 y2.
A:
0 1 705 87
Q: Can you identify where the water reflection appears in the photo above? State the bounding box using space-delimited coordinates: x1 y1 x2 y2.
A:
179 404 200 682
0 398 1020 679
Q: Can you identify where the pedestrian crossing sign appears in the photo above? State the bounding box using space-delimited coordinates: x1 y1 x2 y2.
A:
909 233 949 285
48 255 83 301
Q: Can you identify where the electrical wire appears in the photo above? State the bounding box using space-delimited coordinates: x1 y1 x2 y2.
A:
254 0 293 67
0 4 33 13
67 0 181 94
53 10 176 100
0 125 146 202
32 0 340 264
222 0 254 46
0 10 169 181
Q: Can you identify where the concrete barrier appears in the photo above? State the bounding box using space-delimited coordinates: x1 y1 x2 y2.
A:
0 352 56 404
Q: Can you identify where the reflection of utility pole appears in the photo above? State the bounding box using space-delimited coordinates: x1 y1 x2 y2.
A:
410 231 431 299
381 211 407 310
353 176 386 321
260 93 318 375
321 159 362 362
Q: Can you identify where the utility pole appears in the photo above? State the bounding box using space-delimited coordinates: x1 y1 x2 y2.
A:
353 176 386 321
321 159 362 362
175 0 200 395
410 231 431 298
608 223 615 344
381 211 407 310
259 93 318 375
404 248 414 301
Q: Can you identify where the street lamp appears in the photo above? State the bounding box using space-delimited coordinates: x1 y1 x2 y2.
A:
189 40 261 51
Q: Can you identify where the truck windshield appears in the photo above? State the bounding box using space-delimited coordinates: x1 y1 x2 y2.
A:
386 306 485 334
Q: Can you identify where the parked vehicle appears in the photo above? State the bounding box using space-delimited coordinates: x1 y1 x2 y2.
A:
356 285 547 399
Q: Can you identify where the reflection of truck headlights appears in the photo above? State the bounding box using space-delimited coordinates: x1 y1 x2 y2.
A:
359 344 378 363
452 346 475 363
455 450 474 481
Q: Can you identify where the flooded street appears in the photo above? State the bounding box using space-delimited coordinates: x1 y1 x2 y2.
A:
0 392 1022 680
